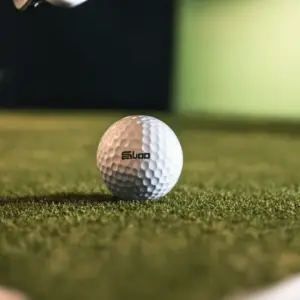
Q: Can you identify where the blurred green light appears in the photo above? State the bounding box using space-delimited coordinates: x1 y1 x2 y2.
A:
173 0 300 120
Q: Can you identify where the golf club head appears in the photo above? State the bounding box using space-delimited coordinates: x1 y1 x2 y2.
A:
13 0 44 11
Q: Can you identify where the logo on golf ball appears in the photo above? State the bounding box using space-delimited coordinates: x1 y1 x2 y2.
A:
121 151 151 160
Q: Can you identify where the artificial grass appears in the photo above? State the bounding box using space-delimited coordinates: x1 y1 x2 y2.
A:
1 112 300 300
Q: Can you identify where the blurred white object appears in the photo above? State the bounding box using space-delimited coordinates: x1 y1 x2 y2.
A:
46 0 87 8
12 0 87 10
0 286 28 300
227 274 300 300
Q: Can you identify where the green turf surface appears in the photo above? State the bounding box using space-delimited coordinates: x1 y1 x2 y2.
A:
1 112 300 300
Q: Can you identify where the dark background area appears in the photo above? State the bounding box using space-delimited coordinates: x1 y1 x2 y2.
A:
0 0 175 110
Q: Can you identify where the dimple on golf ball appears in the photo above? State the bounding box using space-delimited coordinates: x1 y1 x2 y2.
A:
96 115 183 200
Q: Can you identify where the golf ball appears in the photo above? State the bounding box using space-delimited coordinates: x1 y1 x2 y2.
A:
96 115 183 200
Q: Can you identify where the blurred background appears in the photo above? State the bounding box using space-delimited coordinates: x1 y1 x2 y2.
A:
0 0 174 110
1 0 300 120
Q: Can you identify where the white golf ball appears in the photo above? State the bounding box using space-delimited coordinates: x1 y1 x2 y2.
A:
96 115 183 200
